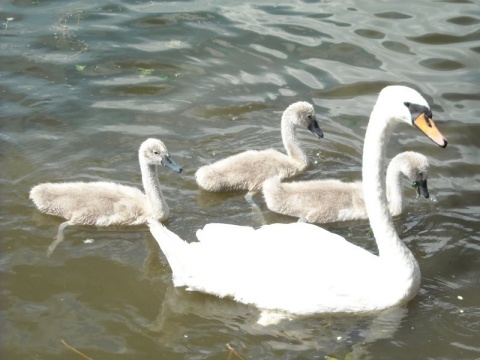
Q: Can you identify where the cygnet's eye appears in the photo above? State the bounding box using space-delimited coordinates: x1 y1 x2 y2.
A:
307 114 313 120
153 151 160 155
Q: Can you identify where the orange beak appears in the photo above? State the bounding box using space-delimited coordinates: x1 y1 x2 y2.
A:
413 114 448 148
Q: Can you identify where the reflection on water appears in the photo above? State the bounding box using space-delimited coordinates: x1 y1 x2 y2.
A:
1 0 479 358
148 281 409 359
145 243 409 359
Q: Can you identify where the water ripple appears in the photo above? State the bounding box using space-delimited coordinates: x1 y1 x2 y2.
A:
407 30 480 45
1 0 479 358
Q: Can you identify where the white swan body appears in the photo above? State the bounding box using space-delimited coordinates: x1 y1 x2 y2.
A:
262 151 430 223
30 138 182 255
149 86 447 317
195 102 324 195
149 221 409 314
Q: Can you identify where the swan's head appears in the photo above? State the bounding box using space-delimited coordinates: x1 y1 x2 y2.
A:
285 101 324 139
140 138 183 173
395 151 430 198
376 86 448 148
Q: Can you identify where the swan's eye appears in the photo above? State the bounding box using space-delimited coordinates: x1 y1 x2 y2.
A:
153 151 160 155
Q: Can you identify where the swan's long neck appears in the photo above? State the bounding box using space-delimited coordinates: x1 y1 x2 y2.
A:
386 160 404 216
362 110 409 260
140 160 170 221
281 112 308 167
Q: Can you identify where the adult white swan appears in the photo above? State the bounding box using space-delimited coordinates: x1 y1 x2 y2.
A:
148 86 447 320
30 138 182 256
195 101 323 205
262 151 430 223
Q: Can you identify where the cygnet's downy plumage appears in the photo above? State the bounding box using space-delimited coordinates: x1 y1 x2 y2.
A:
263 151 430 223
30 138 182 255
195 102 324 203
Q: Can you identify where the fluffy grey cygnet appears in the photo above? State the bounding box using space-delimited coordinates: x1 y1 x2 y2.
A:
30 138 182 255
263 151 430 223
195 101 323 206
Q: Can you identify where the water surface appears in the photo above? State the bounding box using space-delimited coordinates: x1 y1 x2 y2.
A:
1 0 479 359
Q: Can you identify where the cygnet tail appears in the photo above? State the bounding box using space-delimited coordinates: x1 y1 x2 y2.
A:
195 164 236 192
29 184 55 213
195 166 218 191
262 175 281 192
262 176 283 210
147 218 189 287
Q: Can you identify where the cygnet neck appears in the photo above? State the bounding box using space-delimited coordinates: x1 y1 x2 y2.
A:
281 109 309 168
386 157 406 216
140 157 170 221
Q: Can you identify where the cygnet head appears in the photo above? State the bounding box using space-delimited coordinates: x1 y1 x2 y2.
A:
139 138 182 173
398 152 430 198
375 86 447 148
285 101 324 139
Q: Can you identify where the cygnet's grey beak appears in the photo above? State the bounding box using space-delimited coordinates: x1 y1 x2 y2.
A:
162 155 183 173
308 120 324 139
416 179 429 199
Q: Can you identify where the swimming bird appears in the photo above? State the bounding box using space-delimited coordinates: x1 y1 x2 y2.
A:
195 101 324 206
148 86 447 322
262 151 430 224
30 138 182 256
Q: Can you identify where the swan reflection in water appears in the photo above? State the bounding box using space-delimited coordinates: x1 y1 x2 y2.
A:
144 248 408 359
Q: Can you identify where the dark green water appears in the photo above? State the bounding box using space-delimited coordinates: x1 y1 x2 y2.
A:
1 0 479 359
